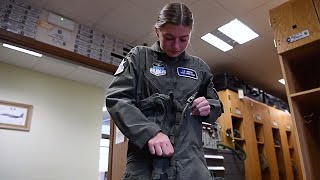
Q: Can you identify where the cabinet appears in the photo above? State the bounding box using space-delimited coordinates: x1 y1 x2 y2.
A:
217 89 245 148
269 0 320 54
217 90 302 180
269 0 320 179
246 100 279 180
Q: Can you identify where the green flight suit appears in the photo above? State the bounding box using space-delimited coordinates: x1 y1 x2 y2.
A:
106 41 223 180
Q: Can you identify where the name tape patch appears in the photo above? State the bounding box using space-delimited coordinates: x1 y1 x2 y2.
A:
177 67 198 79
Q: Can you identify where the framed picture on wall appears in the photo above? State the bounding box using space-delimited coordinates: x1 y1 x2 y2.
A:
0 100 33 131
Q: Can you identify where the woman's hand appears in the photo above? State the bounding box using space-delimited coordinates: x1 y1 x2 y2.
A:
148 132 174 157
191 97 211 116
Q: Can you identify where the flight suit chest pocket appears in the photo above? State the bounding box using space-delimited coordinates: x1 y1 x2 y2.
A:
138 94 164 124
137 93 175 135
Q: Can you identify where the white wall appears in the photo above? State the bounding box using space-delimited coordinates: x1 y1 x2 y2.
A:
0 62 105 180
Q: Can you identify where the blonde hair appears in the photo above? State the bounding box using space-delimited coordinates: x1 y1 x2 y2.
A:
155 3 194 29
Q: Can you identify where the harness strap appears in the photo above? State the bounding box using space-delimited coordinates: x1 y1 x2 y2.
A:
152 158 171 180
147 92 198 180
170 92 198 147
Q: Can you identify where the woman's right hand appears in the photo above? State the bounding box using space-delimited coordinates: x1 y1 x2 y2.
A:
148 132 174 157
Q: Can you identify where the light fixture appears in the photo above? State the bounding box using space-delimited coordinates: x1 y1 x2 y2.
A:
102 106 107 112
201 33 233 52
3 43 42 57
278 79 285 85
218 19 259 44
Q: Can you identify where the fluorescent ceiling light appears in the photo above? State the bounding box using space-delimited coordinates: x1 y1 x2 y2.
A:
218 19 259 44
3 43 42 57
201 33 233 52
278 79 285 85
102 106 107 112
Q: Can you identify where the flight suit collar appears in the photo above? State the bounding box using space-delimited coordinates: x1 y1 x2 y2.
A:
150 41 192 61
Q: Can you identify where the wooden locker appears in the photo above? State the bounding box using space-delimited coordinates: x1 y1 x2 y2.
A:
270 1 320 179
241 99 263 180
269 0 320 54
248 101 280 180
217 90 245 147
229 90 244 118
269 108 294 180
278 111 303 180
314 0 320 16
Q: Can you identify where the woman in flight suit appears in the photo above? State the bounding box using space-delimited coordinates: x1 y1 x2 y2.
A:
106 2 223 180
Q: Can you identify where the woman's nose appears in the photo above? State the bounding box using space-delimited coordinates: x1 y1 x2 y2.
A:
172 39 180 49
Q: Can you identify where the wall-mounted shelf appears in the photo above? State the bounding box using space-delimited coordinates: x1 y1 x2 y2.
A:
0 29 117 74
275 145 281 149
257 141 265 145
234 137 245 142
290 87 320 99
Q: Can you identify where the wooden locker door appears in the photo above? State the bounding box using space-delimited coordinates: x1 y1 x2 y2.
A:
281 112 303 180
228 90 244 118
242 99 262 180
269 0 320 54
108 119 128 180
250 101 280 180
217 90 235 147
314 0 320 18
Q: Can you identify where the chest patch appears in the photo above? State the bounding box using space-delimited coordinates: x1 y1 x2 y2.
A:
177 67 198 79
150 62 166 76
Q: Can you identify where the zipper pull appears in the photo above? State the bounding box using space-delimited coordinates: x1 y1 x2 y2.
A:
187 92 198 104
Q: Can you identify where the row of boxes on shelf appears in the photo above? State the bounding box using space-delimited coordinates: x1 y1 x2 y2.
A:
0 0 40 39
74 24 133 66
213 73 289 111
0 0 134 67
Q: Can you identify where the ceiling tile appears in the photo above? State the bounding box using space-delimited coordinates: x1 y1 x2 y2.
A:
190 0 234 36
225 58 285 98
228 35 278 66
96 1 156 43
214 0 270 17
224 36 284 96
188 35 239 71
127 0 170 16
29 0 48 9
240 0 288 37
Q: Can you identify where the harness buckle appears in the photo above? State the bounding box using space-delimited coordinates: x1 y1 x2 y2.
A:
187 92 198 104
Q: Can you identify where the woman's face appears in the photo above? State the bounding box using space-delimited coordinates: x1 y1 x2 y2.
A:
156 24 192 58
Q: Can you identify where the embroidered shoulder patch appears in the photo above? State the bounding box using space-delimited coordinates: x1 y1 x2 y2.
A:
177 67 198 79
114 59 128 76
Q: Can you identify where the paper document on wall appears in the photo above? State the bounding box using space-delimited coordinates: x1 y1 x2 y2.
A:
115 126 125 144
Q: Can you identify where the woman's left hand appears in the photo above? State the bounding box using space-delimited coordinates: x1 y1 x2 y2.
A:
191 97 210 116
